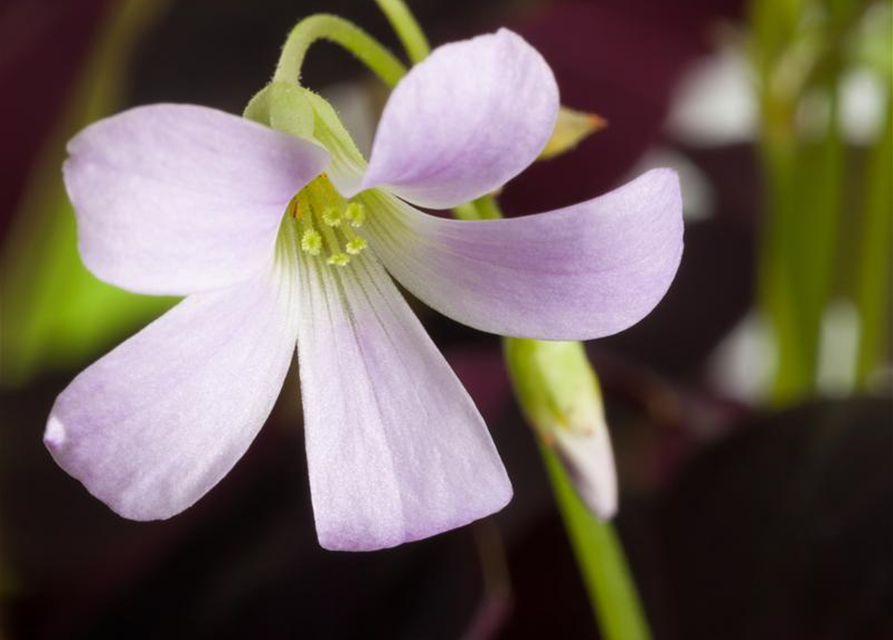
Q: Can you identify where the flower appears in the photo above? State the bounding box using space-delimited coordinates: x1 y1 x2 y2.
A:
45 29 683 551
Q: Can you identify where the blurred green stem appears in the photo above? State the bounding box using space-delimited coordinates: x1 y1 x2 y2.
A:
374 0 431 63
750 0 811 402
273 14 406 87
855 99 892 385
751 0 857 403
757 128 811 402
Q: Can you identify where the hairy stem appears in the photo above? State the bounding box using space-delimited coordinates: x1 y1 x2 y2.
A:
374 0 431 63
273 14 406 87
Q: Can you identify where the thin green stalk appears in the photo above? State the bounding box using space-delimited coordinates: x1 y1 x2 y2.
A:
757 130 812 403
750 0 811 402
855 99 892 385
539 443 653 640
788 75 844 395
373 0 431 63
273 14 406 87
453 201 481 221
453 196 502 221
473 195 504 220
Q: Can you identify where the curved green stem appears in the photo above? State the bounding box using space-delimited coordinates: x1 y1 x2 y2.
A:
373 0 431 63
273 14 406 87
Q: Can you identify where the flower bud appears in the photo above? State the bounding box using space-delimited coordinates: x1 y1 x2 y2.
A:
244 81 315 139
504 338 618 519
538 106 608 160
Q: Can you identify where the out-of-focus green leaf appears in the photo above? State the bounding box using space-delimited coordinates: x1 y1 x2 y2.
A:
749 0 886 403
0 0 175 388
849 1 893 79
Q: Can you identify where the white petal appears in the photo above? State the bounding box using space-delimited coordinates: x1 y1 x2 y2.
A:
294 250 512 551
44 261 299 520
362 169 684 340
65 104 328 295
347 29 559 209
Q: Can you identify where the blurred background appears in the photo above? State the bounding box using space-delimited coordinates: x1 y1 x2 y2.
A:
0 0 890 638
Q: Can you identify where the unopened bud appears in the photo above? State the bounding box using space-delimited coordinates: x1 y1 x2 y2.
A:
504 338 617 519
539 106 608 160
244 81 315 139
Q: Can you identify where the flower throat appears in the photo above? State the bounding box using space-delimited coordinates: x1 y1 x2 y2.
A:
288 173 368 267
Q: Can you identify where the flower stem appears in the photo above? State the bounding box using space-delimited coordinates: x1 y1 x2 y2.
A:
373 0 431 63
273 14 406 88
539 443 653 640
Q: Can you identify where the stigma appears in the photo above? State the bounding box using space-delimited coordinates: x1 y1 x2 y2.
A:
288 174 368 267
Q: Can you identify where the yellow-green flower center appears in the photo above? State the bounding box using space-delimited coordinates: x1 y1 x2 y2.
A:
288 173 368 267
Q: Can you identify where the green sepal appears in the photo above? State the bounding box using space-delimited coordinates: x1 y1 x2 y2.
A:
244 81 315 139
539 107 608 161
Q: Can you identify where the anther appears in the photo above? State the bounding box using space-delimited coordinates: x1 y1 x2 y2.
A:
301 229 322 255
317 215 350 266
327 253 351 267
321 207 342 227
289 177 369 267
346 237 367 255
344 202 366 228
341 221 367 256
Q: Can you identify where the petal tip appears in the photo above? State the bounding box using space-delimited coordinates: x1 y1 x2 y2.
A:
554 427 618 520
44 408 182 523
647 167 684 205
315 480 513 553
360 26 558 209
578 467 618 520
44 413 68 450
584 489 618 521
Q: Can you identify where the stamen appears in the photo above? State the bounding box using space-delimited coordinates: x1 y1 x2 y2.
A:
294 202 323 256
288 175 369 268
316 208 350 267
346 237 367 255
321 206 343 227
341 222 367 256
344 202 366 228
301 229 323 255
326 253 351 267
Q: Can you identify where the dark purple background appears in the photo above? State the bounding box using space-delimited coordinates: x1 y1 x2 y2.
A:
1 1 889 638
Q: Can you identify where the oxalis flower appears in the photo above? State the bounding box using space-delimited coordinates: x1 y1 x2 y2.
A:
45 29 683 551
